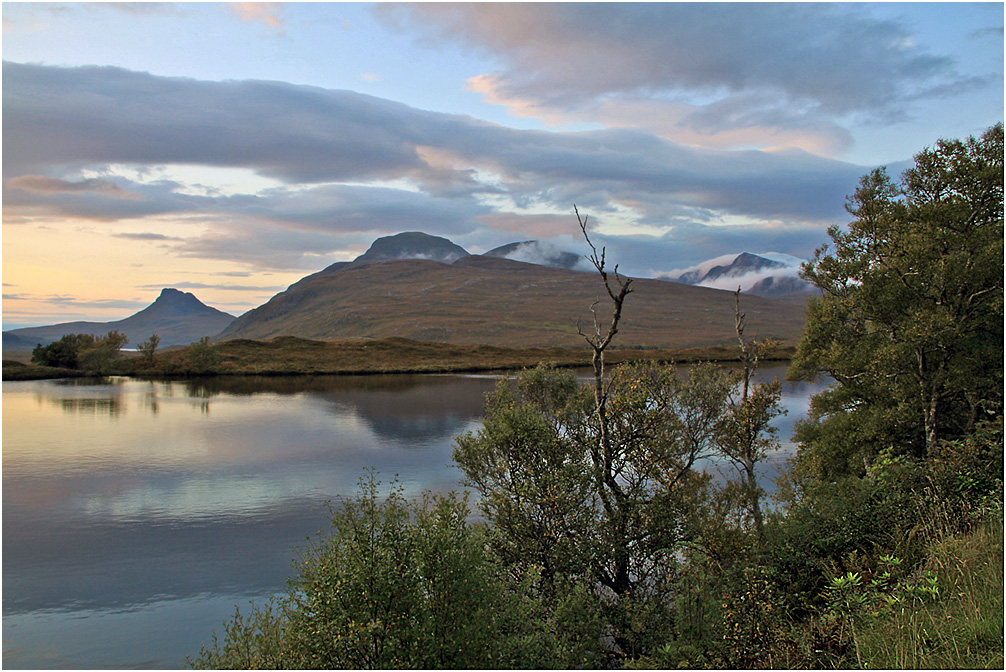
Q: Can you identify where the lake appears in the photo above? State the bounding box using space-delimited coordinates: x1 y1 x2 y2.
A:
2 366 828 669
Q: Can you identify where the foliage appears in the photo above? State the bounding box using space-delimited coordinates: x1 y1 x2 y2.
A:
184 336 222 374
190 157 1004 669
30 330 128 373
791 123 1003 463
137 333 161 365
920 417 1004 536
191 474 564 669
854 510 1004 669
456 362 731 590
454 361 735 660
716 289 786 538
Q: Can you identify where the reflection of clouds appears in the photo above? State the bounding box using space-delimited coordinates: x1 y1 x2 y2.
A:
4 375 492 525
4 368 822 624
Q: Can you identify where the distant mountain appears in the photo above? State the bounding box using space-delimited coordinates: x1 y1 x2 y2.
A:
485 241 583 270
354 232 470 264
3 288 236 350
217 254 806 349
663 252 814 299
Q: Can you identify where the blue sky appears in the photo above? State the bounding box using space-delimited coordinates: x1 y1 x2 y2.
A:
2 2 1003 327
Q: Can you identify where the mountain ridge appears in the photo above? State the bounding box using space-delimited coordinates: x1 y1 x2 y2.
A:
217 255 806 349
3 288 236 349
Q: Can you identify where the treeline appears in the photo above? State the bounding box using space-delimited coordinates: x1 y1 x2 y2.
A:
21 332 221 377
185 123 999 668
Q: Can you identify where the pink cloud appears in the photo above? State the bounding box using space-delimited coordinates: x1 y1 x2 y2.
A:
7 175 142 200
477 212 576 238
227 2 284 31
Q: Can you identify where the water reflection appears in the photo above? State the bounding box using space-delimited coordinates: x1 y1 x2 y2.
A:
2 367 827 669
3 376 498 626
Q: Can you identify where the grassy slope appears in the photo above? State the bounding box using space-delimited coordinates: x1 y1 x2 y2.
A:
858 513 1004 669
217 256 808 349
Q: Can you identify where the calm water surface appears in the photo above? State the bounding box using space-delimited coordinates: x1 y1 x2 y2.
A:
2 367 826 669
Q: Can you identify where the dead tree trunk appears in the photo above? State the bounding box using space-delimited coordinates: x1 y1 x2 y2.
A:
574 205 634 595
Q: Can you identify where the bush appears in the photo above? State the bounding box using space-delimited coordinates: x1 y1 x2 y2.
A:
190 474 567 669
184 336 222 374
921 418 1004 537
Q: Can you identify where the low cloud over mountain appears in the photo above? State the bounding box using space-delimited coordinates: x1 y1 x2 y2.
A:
484 240 586 271
662 252 813 298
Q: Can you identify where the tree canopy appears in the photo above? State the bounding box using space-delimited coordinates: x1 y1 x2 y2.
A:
790 123 1003 473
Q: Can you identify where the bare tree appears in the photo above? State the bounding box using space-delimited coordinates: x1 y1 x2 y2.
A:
574 205 637 587
717 288 784 539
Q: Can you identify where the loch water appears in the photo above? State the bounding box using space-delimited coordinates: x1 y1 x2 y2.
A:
2 367 828 669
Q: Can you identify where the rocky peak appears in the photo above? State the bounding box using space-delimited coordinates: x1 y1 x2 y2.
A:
354 232 469 264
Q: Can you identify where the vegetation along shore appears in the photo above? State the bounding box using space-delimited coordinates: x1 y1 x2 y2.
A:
2 335 796 380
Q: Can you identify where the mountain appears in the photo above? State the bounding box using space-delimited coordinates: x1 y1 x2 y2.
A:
353 231 469 264
485 241 583 270
3 288 236 350
663 252 815 300
217 255 807 349
669 252 785 285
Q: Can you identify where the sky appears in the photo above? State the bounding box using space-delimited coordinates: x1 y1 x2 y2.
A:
2 1 1003 328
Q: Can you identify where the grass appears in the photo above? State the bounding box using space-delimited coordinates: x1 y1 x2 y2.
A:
1 359 93 380
856 510 1004 669
4 336 795 380
131 335 796 377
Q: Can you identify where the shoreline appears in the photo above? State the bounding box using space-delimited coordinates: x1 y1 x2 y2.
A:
3 336 796 381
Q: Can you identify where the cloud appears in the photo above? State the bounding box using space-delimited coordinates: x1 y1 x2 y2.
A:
8 175 141 200
111 232 182 241
98 3 177 16
135 282 284 292
493 238 590 272
587 221 827 278
661 252 807 292
3 61 866 226
1 292 148 311
380 3 983 153
476 212 578 238
3 61 880 271
227 2 284 31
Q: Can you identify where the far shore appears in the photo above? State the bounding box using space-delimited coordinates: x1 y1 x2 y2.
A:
3 336 796 382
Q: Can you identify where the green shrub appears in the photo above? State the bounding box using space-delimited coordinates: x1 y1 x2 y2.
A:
190 474 579 669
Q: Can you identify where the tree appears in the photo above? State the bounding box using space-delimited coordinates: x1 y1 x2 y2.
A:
31 331 127 373
32 333 91 369
78 330 128 373
790 123 1003 468
454 208 739 659
715 289 785 539
137 334 160 366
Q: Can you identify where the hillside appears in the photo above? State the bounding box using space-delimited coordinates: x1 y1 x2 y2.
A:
217 255 806 348
3 288 235 349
